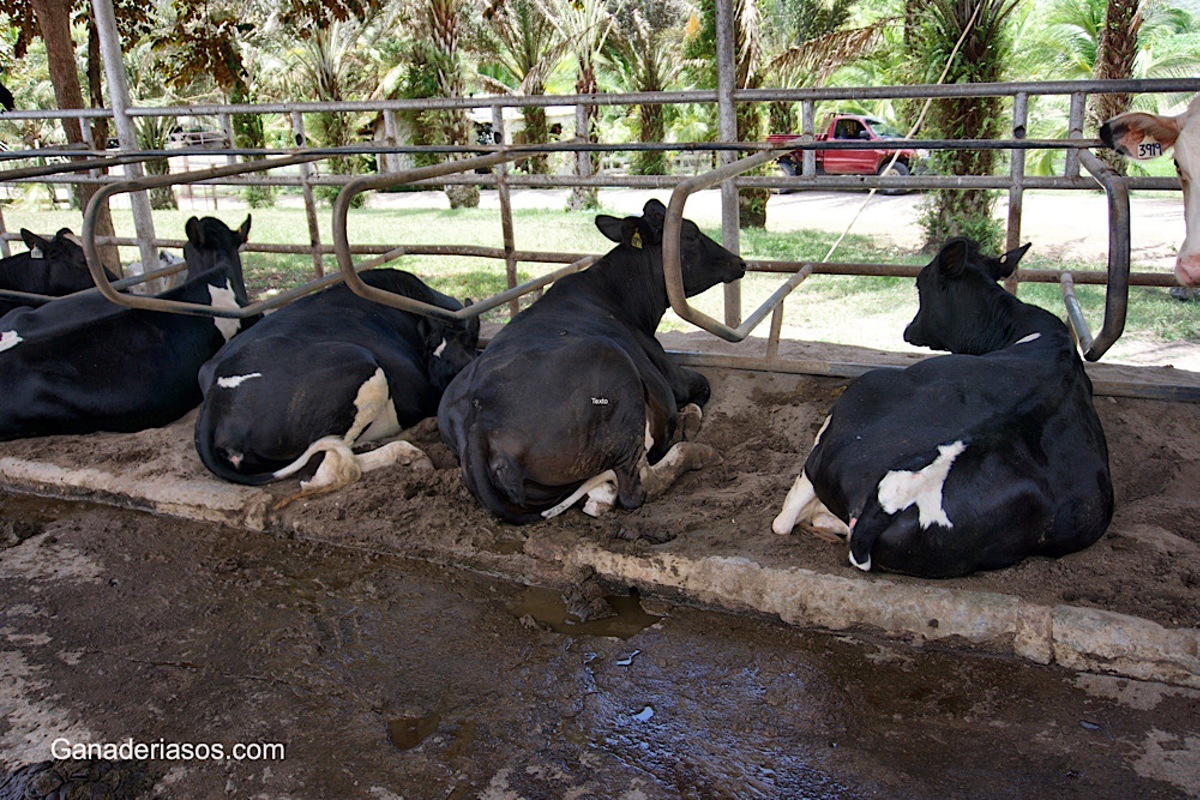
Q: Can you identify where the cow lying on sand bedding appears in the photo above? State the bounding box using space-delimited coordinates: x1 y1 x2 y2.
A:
0 216 252 441
438 199 746 524
773 238 1114 578
0 228 117 315
195 269 479 496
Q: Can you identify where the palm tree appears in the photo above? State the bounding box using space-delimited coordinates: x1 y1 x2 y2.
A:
479 0 568 173
908 0 1022 251
762 0 886 132
538 0 614 209
604 0 688 175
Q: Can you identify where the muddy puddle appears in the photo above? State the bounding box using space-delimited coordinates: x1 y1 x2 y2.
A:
1 497 1198 798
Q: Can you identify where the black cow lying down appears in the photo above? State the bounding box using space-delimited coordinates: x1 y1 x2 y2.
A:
195 269 479 496
439 199 746 524
0 228 117 315
0 216 252 441
772 238 1114 578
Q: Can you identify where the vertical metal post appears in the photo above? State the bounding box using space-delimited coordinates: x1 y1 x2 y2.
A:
0 206 10 258
290 111 324 278
493 106 520 319
91 0 157 272
1064 91 1086 180
715 0 741 327
801 100 816 176
218 113 237 168
1004 92 1028 295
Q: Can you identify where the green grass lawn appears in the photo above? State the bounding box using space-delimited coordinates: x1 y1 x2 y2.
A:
4 199 1196 348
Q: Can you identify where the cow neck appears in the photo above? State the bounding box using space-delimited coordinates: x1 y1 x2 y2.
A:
588 245 670 335
982 290 1071 353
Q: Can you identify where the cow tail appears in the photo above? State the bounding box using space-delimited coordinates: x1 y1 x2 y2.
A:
846 498 891 573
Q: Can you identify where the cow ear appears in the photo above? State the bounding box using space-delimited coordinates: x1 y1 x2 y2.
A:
934 237 970 278
1100 111 1180 158
463 307 481 342
642 198 667 226
20 229 50 251
185 217 205 247
238 215 252 244
595 215 625 243
994 242 1032 279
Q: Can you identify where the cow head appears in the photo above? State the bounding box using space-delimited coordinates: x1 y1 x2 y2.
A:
1100 95 1200 286
19 228 86 267
903 237 1031 354
184 215 252 304
595 199 746 297
420 305 481 392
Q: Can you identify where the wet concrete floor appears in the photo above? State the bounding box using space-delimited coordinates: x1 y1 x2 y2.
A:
1 496 1198 799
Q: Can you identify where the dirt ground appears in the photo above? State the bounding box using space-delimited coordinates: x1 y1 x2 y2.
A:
1 338 1197 632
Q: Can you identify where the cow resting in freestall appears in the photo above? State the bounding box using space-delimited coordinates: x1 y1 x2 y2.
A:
0 228 118 315
772 238 1114 579
194 269 479 497
1100 94 1199 287
438 199 746 524
0 216 253 440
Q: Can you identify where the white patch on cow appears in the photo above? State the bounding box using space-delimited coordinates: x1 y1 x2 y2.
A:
1014 332 1041 345
541 470 618 520
216 372 263 389
359 397 400 443
208 281 242 342
432 338 447 358
0 330 23 353
644 418 654 451
876 440 966 529
813 414 832 446
849 543 872 572
582 481 618 517
346 368 390 445
29 247 43 260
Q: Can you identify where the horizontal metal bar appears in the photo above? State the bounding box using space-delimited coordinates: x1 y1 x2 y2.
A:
0 258 188 306
3 77 1194 123
669 350 1200 403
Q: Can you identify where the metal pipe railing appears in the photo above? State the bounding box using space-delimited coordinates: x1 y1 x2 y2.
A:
332 148 600 321
1075 148 1132 361
0 257 188 307
661 142 814 344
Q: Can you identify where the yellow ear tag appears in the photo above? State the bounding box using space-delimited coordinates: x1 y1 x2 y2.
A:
631 230 643 249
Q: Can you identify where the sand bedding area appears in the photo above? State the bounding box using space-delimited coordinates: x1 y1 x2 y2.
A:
1 336 1197 633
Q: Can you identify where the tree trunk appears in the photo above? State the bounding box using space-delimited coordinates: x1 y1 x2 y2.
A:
568 64 599 210
31 0 120 273
635 104 667 175
1090 0 1141 174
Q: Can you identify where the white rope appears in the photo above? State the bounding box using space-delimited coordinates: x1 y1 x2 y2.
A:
819 1 987 264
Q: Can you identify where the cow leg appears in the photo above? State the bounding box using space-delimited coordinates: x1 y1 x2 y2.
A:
273 437 433 509
772 470 851 542
582 480 619 517
677 403 703 442
637 441 720 499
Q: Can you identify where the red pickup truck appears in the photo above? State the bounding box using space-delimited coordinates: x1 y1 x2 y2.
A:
768 113 919 193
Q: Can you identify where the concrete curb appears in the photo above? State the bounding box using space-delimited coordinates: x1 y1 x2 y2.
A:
3 457 1199 690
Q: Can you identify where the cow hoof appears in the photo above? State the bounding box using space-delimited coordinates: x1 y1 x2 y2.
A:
583 482 618 517
679 403 703 441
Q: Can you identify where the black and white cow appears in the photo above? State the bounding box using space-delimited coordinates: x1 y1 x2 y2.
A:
194 269 480 495
0 216 253 441
0 228 117 315
438 199 746 524
772 238 1114 578
1100 94 1199 286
